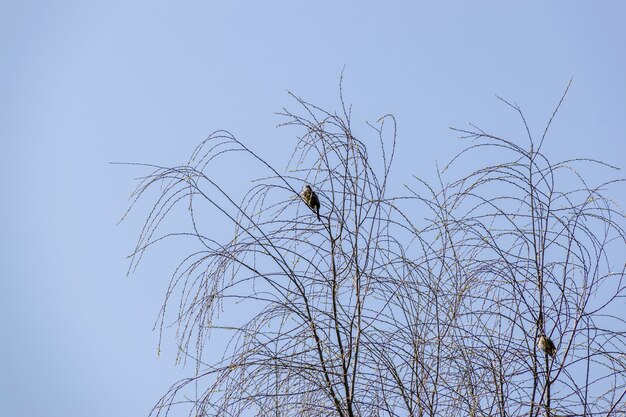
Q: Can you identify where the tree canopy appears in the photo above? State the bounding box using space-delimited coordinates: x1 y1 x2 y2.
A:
124 85 625 417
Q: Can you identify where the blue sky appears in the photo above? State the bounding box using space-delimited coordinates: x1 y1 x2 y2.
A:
1 2 625 416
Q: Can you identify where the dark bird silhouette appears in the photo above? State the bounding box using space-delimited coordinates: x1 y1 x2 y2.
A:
538 333 557 357
300 184 320 221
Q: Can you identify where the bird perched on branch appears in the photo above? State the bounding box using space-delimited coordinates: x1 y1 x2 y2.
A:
538 333 557 357
300 184 320 221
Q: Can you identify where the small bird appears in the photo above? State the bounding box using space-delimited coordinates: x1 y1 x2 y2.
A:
537 333 557 357
300 184 320 221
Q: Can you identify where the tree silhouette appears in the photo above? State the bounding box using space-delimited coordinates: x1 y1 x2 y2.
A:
123 83 625 417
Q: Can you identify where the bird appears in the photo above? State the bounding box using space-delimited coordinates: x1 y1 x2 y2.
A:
537 333 557 357
300 184 320 221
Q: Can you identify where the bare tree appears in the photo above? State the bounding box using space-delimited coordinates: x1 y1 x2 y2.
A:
122 83 625 417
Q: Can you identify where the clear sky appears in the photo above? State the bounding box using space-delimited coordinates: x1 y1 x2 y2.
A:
1 2 625 416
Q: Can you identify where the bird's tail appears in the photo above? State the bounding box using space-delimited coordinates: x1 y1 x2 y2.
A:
316 209 320 221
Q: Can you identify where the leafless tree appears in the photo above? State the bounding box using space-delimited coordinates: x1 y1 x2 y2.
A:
122 82 625 417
